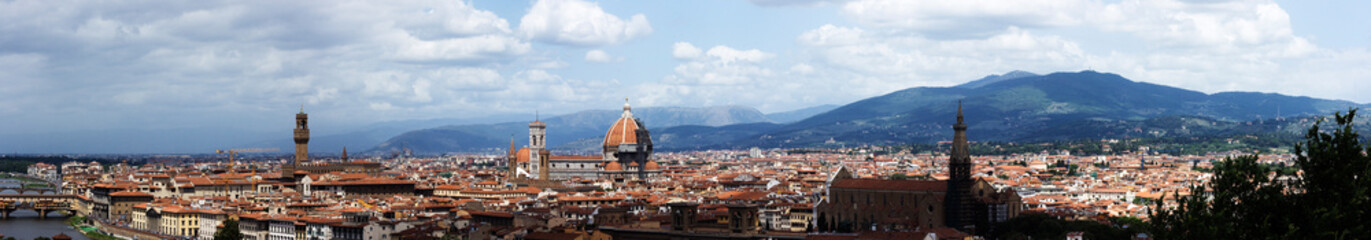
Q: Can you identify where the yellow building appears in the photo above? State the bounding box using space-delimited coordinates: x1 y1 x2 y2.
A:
131 202 203 238
158 205 200 238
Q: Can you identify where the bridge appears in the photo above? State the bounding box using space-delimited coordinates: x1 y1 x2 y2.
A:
0 194 79 219
0 187 61 195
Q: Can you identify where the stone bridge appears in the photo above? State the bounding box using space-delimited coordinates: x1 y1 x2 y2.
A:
0 194 78 219
0 187 61 195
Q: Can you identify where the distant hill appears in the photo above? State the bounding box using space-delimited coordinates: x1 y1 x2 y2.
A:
244 114 532 155
765 104 840 123
664 70 1367 150
955 70 1039 89
369 105 772 154
368 70 1368 154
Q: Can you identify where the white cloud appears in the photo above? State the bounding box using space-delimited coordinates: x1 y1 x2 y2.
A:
786 0 1370 105
705 46 775 64
790 63 816 74
1093 0 1315 57
518 0 653 46
0 0 547 134
749 0 852 7
585 49 613 62
672 42 703 59
798 24 864 46
665 44 776 85
841 0 1089 38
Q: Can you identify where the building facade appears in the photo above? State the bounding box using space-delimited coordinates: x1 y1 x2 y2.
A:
815 103 1022 234
508 100 661 182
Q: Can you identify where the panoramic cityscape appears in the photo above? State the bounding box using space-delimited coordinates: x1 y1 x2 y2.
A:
2 0 1369 240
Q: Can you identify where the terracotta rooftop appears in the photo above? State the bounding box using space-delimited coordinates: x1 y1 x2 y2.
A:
830 178 948 192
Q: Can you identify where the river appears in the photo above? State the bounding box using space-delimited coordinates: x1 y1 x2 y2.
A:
1 179 92 240
0 211 92 240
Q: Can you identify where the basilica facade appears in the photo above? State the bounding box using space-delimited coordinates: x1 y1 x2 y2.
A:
815 103 1022 234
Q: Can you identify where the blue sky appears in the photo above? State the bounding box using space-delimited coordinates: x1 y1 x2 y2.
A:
0 0 1368 153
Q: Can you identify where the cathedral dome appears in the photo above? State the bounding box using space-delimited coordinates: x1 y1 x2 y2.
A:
603 100 640 148
644 161 659 171
604 161 623 171
514 148 530 163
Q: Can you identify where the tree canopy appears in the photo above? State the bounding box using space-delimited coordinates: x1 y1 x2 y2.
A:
1150 109 1371 239
213 218 243 240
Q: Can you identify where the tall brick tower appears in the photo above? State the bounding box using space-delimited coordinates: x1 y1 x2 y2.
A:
290 107 309 179
946 101 974 231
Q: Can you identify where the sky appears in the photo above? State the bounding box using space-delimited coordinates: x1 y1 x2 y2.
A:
1 0 1369 153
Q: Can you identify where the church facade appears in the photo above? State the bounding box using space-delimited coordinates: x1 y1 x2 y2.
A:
815 103 1022 234
508 100 661 182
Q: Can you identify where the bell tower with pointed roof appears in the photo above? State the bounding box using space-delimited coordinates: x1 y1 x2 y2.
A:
946 101 975 231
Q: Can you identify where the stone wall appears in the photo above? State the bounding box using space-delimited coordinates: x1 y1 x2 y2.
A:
93 217 173 240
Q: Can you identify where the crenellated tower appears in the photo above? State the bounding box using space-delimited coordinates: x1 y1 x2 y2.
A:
289 107 309 179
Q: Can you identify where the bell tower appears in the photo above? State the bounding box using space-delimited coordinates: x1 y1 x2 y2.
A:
529 119 547 179
946 101 975 231
294 107 310 167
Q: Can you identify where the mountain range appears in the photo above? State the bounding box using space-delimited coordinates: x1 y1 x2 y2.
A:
368 70 1367 154
368 105 777 154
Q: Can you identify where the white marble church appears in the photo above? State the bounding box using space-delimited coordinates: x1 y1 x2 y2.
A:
507 100 660 182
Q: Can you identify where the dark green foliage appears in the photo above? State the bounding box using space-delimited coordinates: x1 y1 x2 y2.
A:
1149 110 1371 239
1148 155 1296 239
992 213 1144 239
214 219 243 240
1291 110 1371 238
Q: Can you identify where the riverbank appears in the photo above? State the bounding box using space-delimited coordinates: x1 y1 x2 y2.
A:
65 216 122 240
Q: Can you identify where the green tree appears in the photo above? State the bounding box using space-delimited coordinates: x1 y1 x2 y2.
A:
1150 109 1371 239
214 218 243 240
1291 109 1371 238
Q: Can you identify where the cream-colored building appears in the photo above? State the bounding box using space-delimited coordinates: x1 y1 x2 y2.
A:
198 210 228 240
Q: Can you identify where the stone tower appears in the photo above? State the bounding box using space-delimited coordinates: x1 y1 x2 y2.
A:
508 138 519 179
291 108 309 179
946 101 975 231
529 120 549 180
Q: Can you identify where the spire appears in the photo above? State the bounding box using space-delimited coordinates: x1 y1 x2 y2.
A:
622 97 633 118
956 100 964 125
300 104 304 114
946 100 973 231
341 147 348 161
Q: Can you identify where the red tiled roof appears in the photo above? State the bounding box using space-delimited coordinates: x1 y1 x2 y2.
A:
110 191 155 197
830 179 947 192
603 115 639 147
